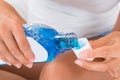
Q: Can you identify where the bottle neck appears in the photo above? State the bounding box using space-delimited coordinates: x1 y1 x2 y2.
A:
54 33 80 49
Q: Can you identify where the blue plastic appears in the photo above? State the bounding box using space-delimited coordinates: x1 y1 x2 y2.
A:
24 24 80 62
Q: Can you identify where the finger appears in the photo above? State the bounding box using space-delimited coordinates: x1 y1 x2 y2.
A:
75 58 108 72
79 45 120 58
89 37 109 49
0 39 21 68
107 58 120 78
0 53 11 66
1 29 33 68
11 23 35 62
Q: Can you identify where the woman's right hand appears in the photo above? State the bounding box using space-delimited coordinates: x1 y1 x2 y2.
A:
0 1 35 68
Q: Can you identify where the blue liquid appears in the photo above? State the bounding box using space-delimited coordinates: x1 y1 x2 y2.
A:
54 33 80 49
24 24 80 62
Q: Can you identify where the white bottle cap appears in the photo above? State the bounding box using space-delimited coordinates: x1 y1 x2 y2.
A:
72 38 94 61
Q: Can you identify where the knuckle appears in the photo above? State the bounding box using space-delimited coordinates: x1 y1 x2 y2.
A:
13 53 22 59
10 48 26 61
10 47 19 53
10 48 23 58
20 40 31 52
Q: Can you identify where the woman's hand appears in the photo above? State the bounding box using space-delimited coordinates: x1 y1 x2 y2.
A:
0 1 35 68
75 31 120 79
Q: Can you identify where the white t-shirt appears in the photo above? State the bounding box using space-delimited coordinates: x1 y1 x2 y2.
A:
7 0 120 38
27 0 120 38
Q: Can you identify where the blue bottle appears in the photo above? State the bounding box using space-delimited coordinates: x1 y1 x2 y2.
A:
24 24 81 62
0 24 92 65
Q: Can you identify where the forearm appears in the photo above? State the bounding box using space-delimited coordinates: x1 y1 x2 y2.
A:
113 13 120 31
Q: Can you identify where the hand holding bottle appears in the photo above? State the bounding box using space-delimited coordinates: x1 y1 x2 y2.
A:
75 31 120 78
0 1 35 68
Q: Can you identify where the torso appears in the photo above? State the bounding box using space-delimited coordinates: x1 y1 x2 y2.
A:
27 0 120 38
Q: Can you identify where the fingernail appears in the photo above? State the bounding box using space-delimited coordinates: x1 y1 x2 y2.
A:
15 64 22 69
79 50 89 58
75 60 83 66
26 63 33 68
6 62 12 66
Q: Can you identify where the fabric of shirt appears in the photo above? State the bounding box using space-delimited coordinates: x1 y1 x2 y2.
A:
8 0 120 38
27 0 120 38
52 0 120 13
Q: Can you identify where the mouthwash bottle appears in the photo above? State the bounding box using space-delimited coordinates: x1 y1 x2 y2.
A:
0 23 92 65
24 24 81 62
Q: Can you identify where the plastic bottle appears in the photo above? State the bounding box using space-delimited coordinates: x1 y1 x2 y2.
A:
24 24 81 62
0 24 92 65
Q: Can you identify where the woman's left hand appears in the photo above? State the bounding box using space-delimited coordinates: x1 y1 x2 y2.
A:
75 31 120 79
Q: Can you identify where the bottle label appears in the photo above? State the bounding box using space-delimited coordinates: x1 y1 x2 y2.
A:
0 37 49 65
27 37 48 62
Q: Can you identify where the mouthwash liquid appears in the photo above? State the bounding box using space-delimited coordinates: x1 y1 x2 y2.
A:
24 24 81 62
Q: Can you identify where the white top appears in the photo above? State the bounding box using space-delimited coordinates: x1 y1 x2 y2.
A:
27 0 120 38
5 0 120 38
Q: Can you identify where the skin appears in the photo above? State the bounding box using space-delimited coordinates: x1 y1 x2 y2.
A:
40 6 120 80
0 70 26 80
40 51 113 80
0 0 120 80
75 13 120 80
0 1 45 80
0 0 35 68
0 63 45 80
